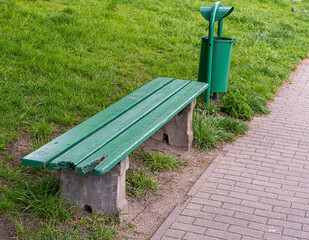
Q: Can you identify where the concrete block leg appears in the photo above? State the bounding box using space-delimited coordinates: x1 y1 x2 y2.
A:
151 100 195 150
59 156 129 216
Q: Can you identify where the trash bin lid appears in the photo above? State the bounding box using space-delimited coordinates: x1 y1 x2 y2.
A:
200 6 234 22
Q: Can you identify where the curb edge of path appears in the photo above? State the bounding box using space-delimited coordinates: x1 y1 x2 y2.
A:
150 151 228 240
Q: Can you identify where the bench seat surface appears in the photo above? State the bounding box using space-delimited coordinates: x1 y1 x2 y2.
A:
22 77 208 175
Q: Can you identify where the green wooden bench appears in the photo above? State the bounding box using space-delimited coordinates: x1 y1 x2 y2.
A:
22 77 208 215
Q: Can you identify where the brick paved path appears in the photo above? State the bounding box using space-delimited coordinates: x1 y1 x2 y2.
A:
151 59 309 240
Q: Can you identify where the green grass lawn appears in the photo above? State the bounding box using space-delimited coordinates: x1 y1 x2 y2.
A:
1 0 309 238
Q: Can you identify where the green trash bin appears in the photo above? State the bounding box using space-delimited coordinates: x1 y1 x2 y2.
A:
197 2 236 104
198 36 236 93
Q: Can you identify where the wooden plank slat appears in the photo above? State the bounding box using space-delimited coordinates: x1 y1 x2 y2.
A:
74 81 208 175
22 77 174 169
48 80 190 170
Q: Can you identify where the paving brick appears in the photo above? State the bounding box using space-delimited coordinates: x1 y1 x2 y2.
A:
194 192 211 199
164 229 185 239
246 157 266 166
267 218 302 230
301 172 309 179
289 166 308 175
229 192 260 202
236 158 263 167
273 206 306 217
217 183 247 194
227 148 242 154
285 175 309 184
175 215 195 225
234 212 268 224
161 236 178 240
194 218 229 231
197 179 219 188
221 166 257 175
222 202 255 214
205 228 241 240
302 224 309 232
270 177 298 186
242 172 270 182
225 152 251 159
183 232 212 240
257 170 285 180
201 205 235 217
214 215 248 227
278 161 304 169
248 222 283 234
223 174 253 184
228 225 264 238
190 197 223 207
241 200 273 211
252 179 281 189
186 203 203 211
295 191 309 199
262 162 288 171
209 194 241 205
282 184 309 194
235 182 265 192
181 209 215 221
264 232 296 240
273 168 301 177
254 209 287 220
241 236 260 240
287 214 309 224
265 187 294 196
247 189 278 199
198 186 229 196
170 222 205 235
283 228 309 239
277 195 308 204
206 177 236 186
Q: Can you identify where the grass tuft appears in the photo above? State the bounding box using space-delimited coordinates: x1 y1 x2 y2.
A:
30 120 57 139
217 116 249 135
13 212 118 240
1 175 76 222
221 92 253 120
246 94 270 115
193 112 249 150
126 169 159 197
132 150 184 172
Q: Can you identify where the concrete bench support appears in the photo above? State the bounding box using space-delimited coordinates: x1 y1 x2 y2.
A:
59 156 129 216
151 100 195 150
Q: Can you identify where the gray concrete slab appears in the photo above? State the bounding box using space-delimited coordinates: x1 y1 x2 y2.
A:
151 59 309 240
60 156 129 216
151 101 195 150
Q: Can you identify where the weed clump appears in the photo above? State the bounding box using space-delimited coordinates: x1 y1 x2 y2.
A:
132 151 184 172
3 175 76 221
126 169 159 197
193 113 248 150
221 92 253 120
246 94 270 115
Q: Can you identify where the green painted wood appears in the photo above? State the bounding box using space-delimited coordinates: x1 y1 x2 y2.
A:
22 77 174 169
48 80 190 170
73 81 208 175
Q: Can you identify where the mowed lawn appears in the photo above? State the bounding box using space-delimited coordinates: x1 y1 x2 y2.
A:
1 0 309 238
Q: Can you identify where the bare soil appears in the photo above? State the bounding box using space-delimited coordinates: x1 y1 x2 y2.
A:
119 138 226 240
0 215 15 240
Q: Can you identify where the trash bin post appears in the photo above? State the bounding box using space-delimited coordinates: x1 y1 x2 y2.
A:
198 1 236 105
